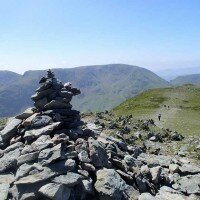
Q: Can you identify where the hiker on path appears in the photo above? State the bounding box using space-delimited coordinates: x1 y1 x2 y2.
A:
158 114 161 121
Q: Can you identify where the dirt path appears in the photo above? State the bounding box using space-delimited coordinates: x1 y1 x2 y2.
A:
153 106 180 128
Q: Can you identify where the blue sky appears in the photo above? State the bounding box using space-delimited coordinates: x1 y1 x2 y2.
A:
0 0 200 73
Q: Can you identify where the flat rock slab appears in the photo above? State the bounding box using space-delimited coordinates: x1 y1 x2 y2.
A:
24 122 61 141
0 118 22 141
39 183 71 200
15 166 56 184
137 153 174 167
53 172 84 187
0 183 10 200
179 164 200 175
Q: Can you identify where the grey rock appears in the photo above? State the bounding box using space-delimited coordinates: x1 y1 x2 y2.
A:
0 118 22 142
138 193 156 200
15 166 56 184
150 166 162 184
31 88 54 101
95 168 126 200
39 183 71 200
82 178 94 194
88 137 109 167
169 164 180 174
16 107 34 120
24 122 61 141
15 163 43 180
0 174 15 184
78 150 90 163
174 174 200 194
123 185 140 200
82 163 96 172
78 170 89 178
38 143 63 166
31 135 53 151
53 172 83 187
0 183 10 200
31 115 53 128
3 142 24 154
0 149 20 173
65 159 76 172
156 186 189 200
21 145 35 155
44 100 72 110
179 164 200 175
34 97 48 110
137 153 173 167
17 151 39 166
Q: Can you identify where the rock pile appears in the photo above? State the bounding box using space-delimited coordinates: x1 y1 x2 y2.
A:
0 70 199 200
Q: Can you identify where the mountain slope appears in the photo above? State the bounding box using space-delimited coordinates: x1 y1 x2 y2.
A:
0 70 21 87
171 74 200 86
0 64 170 117
113 85 200 135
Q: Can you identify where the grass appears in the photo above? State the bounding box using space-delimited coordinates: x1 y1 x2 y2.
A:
113 85 200 136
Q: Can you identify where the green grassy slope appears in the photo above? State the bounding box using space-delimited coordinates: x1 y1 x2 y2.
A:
113 84 200 136
0 64 170 117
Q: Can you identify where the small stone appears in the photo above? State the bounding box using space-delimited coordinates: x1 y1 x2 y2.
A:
65 159 76 172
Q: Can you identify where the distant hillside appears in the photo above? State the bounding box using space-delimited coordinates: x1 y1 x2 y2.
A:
0 70 21 87
155 67 200 81
113 85 200 135
171 74 200 86
0 64 170 117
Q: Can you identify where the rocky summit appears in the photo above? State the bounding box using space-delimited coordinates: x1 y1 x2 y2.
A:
0 70 199 200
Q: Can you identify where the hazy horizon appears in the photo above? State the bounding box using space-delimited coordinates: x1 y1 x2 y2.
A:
0 0 200 74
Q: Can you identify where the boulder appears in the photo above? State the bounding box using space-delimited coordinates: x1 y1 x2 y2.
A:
24 122 61 141
52 173 84 187
16 107 34 120
31 115 53 128
88 137 109 167
39 183 71 200
0 183 10 200
0 118 22 142
95 168 126 200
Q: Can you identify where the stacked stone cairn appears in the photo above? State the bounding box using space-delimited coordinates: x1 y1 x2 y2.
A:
0 70 199 200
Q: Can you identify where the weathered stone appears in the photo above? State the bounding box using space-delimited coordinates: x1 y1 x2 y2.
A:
123 185 140 200
174 174 200 194
138 193 155 200
78 170 89 178
95 168 126 200
16 107 34 120
34 97 48 110
15 166 56 184
82 178 94 194
179 164 200 175
53 173 83 187
38 143 63 166
44 100 72 110
169 164 180 174
0 183 10 200
78 150 90 163
0 149 20 173
31 135 53 151
24 122 61 141
17 151 39 166
39 183 71 200
65 159 76 172
3 142 24 153
156 186 189 200
52 133 69 145
0 174 15 184
0 118 22 142
88 137 109 167
150 166 162 184
31 88 54 101
31 115 52 128
82 163 96 172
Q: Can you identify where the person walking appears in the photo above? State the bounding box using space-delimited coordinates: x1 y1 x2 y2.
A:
158 114 161 121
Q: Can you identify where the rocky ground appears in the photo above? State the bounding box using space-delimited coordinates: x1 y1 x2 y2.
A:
0 70 199 200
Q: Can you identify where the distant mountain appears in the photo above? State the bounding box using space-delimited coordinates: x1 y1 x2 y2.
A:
171 74 200 86
155 67 200 81
0 64 170 117
0 71 21 87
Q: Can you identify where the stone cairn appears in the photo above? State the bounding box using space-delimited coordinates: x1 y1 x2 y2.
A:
0 70 199 200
